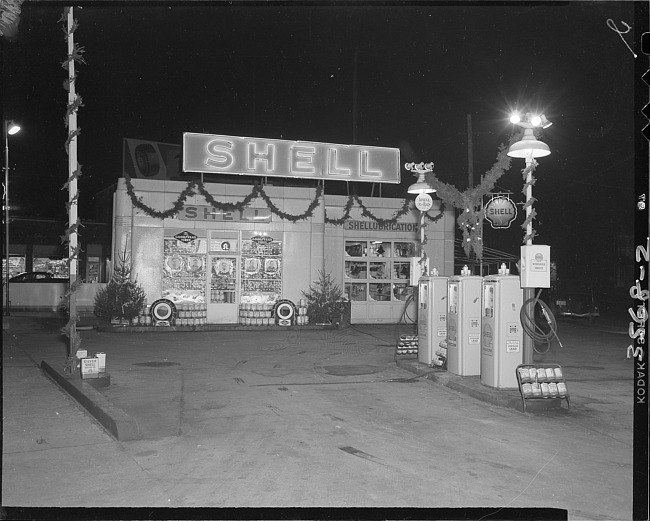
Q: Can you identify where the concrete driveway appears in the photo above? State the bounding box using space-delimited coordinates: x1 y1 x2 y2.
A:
3 318 634 519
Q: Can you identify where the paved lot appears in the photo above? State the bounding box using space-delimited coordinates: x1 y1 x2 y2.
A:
2 315 638 519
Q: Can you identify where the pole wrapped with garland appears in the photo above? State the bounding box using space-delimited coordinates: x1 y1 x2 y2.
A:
520 159 538 243
0 0 23 40
60 6 85 373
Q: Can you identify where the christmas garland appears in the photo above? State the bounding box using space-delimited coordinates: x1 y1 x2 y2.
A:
123 174 444 228
123 174 324 222
422 132 523 258
520 160 539 243
0 0 23 39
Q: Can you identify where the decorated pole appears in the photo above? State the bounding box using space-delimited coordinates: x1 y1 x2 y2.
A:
522 152 536 365
62 6 84 372
67 6 78 321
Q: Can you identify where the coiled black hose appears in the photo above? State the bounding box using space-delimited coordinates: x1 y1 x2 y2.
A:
520 288 563 354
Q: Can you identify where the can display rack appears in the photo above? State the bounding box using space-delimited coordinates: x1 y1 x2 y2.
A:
516 363 570 412
396 334 418 356
431 339 448 369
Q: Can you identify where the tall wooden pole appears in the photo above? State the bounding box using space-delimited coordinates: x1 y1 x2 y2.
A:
66 7 78 360
467 113 475 274
522 151 534 364
467 113 474 190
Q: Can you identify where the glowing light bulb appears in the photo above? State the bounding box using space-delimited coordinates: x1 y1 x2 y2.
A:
509 113 521 124
530 115 542 127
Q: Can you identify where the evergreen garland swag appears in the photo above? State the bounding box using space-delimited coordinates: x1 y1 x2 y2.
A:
422 131 525 258
123 173 445 226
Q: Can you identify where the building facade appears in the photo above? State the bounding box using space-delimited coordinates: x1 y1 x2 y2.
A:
112 177 455 324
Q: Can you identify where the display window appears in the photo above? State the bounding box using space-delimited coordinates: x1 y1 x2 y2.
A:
345 282 367 302
393 283 413 302
2 256 26 280
369 282 391 301
343 240 417 302
162 237 207 304
33 257 69 278
240 234 282 304
210 257 236 303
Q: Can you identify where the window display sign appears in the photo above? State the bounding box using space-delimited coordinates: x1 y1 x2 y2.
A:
183 132 400 184
209 231 238 253
210 257 236 303
240 236 282 304
174 231 198 243
179 206 272 223
162 238 207 304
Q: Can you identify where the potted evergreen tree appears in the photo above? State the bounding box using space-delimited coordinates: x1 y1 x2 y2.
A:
94 250 147 325
301 270 348 326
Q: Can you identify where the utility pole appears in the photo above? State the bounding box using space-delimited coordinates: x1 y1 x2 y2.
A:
467 113 476 274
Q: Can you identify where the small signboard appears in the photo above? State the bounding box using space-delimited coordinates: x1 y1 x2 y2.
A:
484 195 517 229
81 357 99 379
174 231 198 243
415 193 433 212
506 341 520 352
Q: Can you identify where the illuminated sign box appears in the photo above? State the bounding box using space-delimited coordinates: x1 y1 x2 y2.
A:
182 133 400 184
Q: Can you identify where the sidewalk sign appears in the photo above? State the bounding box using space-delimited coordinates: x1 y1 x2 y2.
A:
80 357 99 379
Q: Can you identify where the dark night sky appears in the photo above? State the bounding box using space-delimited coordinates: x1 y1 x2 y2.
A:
2 1 643 289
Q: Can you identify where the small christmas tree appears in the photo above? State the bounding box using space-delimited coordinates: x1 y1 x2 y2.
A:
94 250 146 322
301 270 345 325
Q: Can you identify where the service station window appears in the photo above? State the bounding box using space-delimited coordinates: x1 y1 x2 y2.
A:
343 240 417 302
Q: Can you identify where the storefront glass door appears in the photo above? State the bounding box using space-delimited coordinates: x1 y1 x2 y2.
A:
207 255 239 324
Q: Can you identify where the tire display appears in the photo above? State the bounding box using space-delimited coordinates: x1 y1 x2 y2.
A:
150 299 177 325
274 299 296 326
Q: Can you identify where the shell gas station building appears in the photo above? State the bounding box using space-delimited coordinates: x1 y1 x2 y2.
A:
114 133 455 325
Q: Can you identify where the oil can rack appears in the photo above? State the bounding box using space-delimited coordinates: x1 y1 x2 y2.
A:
516 363 570 412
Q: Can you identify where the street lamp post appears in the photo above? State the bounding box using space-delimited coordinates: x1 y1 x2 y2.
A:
405 162 437 258
507 111 552 364
4 120 21 317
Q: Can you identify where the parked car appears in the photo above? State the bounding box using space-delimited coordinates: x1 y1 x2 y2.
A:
8 271 68 283
550 290 600 323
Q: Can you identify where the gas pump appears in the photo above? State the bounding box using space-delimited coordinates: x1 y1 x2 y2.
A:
480 268 524 389
447 268 482 376
417 274 449 365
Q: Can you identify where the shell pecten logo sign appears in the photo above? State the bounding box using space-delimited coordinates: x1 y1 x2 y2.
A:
484 195 517 229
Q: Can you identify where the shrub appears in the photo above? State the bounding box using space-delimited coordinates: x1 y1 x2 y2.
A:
301 270 345 324
94 250 146 321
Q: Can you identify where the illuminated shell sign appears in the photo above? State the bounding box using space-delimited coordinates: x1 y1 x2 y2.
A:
484 196 517 229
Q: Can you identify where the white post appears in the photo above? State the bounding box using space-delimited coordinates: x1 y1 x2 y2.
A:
420 210 425 255
523 151 534 364
4 127 10 316
67 7 78 358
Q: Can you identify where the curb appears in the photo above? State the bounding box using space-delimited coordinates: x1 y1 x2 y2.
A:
40 361 142 441
395 358 555 413
97 323 343 333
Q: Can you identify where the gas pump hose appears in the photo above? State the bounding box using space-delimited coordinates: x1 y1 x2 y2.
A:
520 288 563 354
